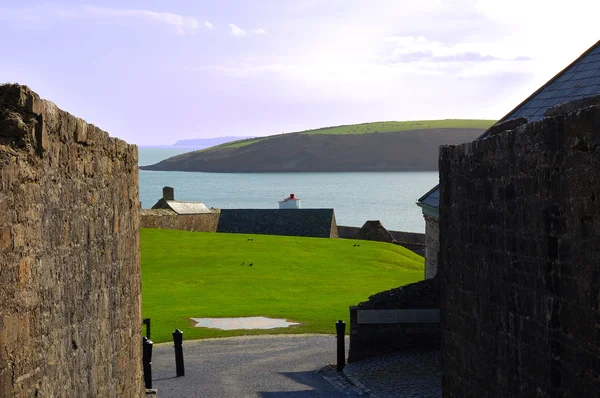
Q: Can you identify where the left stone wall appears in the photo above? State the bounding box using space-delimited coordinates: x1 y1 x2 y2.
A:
0 85 144 397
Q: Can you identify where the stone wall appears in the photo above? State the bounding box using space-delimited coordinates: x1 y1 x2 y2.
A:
0 85 144 397
140 209 220 232
423 215 439 279
439 106 600 397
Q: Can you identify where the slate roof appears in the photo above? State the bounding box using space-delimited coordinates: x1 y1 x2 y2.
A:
417 39 600 213
165 200 211 214
217 209 337 238
151 198 212 214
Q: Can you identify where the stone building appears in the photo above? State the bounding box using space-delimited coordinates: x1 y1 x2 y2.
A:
141 186 220 232
417 39 600 280
217 208 338 238
354 220 396 243
150 186 213 214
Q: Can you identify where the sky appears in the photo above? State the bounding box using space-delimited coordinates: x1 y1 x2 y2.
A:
1 1 598 145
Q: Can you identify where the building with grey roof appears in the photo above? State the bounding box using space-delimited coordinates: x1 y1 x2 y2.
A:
417 39 600 279
217 208 338 238
151 186 213 214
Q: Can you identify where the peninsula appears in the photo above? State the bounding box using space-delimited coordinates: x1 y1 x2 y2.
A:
139 120 495 172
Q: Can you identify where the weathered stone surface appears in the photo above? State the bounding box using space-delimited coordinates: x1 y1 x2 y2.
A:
423 214 439 279
487 116 528 136
0 84 144 397
439 104 600 397
140 208 220 232
545 93 600 117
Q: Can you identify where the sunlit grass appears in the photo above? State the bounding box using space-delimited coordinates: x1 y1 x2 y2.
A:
141 228 424 342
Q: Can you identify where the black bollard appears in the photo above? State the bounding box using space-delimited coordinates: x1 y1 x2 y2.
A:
142 336 153 389
143 318 151 339
173 329 185 377
336 320 346 372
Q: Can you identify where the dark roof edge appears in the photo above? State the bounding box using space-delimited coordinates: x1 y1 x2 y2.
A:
495 39 600 126
417 184 440 203
417 39 600 207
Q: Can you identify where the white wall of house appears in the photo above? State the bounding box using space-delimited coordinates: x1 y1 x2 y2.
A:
279 194 301 209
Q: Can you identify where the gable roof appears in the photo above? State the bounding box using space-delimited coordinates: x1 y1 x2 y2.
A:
355 220 396 243
151 198 212 214
417 39 600 213
217 209 337 238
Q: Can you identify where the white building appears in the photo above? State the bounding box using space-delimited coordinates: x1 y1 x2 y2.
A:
278 193 301 209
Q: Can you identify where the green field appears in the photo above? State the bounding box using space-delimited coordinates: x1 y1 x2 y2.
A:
141 229 424 343
300 119 496 135
212 119 495 150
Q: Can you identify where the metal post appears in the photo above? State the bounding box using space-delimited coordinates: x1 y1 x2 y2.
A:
336 320 346 372
142 336 153 389
173 329 185 377
143 318 151 339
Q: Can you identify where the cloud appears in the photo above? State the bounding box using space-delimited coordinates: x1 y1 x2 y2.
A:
253 28 267 35
0 4 212 35
81 6 205 35
229 23 248 37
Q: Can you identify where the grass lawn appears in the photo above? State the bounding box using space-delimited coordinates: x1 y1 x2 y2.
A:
215 119 495 149
301 119 496 135
141 229 424 343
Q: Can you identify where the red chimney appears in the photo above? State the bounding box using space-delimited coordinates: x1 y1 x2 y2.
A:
290 193 295 199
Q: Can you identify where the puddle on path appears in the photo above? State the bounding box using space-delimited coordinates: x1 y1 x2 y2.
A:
190 316 300 330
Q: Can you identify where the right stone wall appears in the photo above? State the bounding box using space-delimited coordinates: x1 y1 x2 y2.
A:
423 215 439 279
439 107 600 397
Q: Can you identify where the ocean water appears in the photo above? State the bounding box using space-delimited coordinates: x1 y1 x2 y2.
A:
138 147 438 233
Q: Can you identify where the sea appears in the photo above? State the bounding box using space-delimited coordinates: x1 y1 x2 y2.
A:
138 147 439 233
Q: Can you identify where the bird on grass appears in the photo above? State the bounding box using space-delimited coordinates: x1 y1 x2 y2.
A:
241 262 244 265
249 263 253 267
353 244 357 247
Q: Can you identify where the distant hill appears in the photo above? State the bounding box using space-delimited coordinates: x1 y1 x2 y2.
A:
139 120 495 173
171 136 253 148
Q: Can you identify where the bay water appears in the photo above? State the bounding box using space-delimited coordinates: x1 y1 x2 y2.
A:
139 147 438 233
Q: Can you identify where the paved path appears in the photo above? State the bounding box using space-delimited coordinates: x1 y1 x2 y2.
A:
152 334 351 397
342 350 441 397
151 335 441 397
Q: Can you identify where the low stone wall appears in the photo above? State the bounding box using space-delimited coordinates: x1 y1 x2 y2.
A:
0 85 143 396
140 209 220 232
348 278 440 362
338 225 425 256
338 225 361 239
